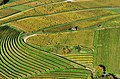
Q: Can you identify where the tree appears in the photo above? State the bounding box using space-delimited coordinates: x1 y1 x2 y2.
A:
93 65 118 79
74 45 81 52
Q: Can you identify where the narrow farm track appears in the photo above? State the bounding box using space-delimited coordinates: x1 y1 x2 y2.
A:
23 34 38 43
0 26 91 79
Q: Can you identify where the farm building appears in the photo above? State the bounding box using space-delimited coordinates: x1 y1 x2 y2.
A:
69 26 78 31
66 0 74 2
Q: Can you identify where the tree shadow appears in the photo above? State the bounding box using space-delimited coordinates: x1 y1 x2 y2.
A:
0 0 10 5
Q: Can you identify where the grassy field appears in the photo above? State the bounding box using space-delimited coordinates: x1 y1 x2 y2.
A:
94 27 120 75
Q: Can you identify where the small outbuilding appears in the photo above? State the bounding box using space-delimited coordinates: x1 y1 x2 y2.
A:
69 26 78 31
66 0 74 2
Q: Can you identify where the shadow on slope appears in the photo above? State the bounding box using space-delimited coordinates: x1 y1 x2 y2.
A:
0 0 10 5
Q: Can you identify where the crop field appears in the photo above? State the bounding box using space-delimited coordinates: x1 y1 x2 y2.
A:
0 26 91 79
24 1 41 7
9 9 117 32
42 14 120 33
11 5 33 11
94 27 120 75
107 7 120 13
0 0 29 8
27 30 94 48
0 8 19 18
29 44 94 68
64 53 93 67
101 17 120 28
0 0 120 79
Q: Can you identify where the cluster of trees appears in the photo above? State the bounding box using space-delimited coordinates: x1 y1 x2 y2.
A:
0 0 9 5
91 65 118 79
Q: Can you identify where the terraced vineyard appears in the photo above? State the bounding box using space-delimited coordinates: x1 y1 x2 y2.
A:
27 30 94 48
64 53 93 67
0 0 120 79
0 26 91 79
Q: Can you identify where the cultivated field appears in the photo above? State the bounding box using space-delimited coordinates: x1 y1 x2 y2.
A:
27 30 94 48
94 27 120 75
0 26 90 79
9 9 117 32
0 0 120 79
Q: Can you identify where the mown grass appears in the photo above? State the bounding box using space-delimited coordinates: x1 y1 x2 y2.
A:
94 27 120 75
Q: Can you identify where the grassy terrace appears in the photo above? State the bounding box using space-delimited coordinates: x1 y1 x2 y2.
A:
0 26 91 79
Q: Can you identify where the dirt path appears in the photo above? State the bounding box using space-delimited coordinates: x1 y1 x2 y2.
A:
23 34 38 43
